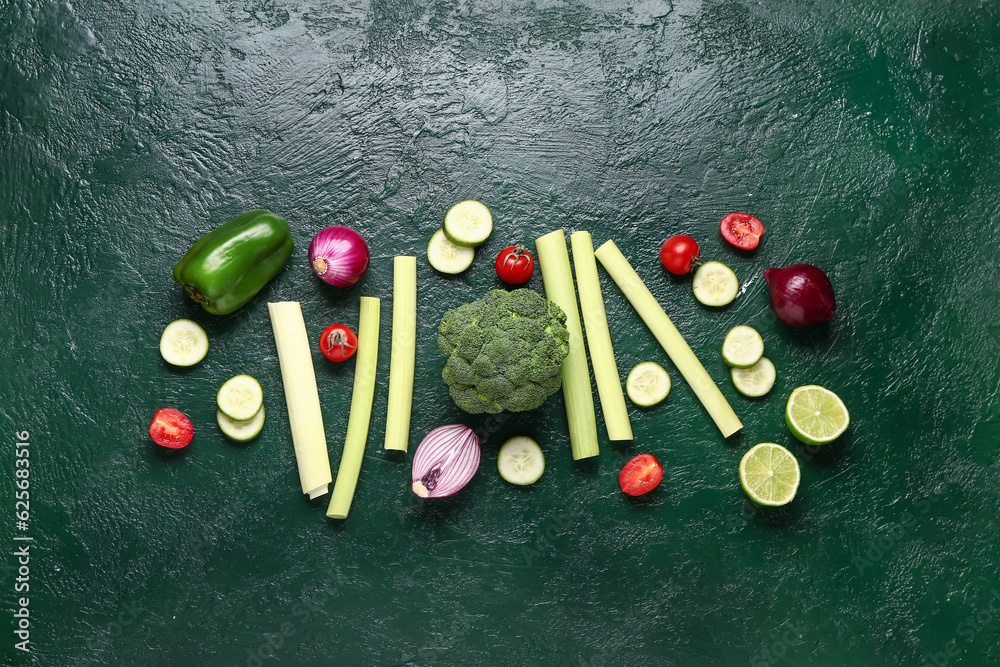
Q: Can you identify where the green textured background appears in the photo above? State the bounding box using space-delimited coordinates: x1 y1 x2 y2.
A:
3 0 1000 665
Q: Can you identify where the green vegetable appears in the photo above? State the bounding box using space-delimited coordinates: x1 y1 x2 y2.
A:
427 229 474 274
535 229 599 460
626 361 671 407
173 210 293 315
217 374 263 422
731 358 776 397
217 407 265 442
159 319 209 366
438 289 570 414
327 297 381 519
497 436 545 485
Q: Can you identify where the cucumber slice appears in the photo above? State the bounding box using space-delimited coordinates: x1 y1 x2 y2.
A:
217 374 263 421
730 357 776 397
626 361 671 407
721 325 764 368
217 406 265 442
497 436 545 485
692 261 739 307
427 229 475 274
442 200 492 247
159 319 209 366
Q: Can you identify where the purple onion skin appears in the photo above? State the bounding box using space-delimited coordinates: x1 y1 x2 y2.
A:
764 264 836 327
308 226 370 287
411 425 481 498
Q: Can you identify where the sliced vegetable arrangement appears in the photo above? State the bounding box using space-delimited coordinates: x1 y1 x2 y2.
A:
155 199 850 521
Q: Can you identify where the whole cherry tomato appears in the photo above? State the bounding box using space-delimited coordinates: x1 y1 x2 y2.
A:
149 408 194 449
660 235 701 275
495 245 534 285
721 212 764 250
319 324 358 362
619 453 664 496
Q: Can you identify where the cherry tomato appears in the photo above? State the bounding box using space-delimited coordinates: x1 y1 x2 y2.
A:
319 324 358 362
149 408 194 449
721 212 764 250
659 235 701 275
619 453 663 496
495 245 534 285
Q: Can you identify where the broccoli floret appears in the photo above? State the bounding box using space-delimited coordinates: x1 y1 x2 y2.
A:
438 289 570 413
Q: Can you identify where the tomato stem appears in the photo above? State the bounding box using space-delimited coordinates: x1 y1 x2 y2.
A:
503 245 530 268
327 331 357 356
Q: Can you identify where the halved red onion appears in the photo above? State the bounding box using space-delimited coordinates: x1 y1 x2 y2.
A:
308 226 370 287
411 425 481 498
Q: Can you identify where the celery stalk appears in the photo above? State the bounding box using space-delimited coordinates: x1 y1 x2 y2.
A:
327 296 381 519
570 231 633 442
384 257 417 452
267 302 332 499
594 240 743 438
535 229 599 460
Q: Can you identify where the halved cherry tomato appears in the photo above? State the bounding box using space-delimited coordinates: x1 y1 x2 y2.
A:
619 453 663 496
660 234 701 275
149 408 194 449
495 245 534 285
319 324 358 362
721 212 764 250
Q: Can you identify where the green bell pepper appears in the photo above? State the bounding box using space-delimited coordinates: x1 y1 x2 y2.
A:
173 210 293 315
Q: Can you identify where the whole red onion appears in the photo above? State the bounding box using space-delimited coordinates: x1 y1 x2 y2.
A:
764 263 836 327
308 226 370 287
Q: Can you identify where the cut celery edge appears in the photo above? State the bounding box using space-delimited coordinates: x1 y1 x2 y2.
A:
535 229 599 460
268 302 332 499
594 240 743 438
327 297 381 519
384 257 417 452
569 231 633 442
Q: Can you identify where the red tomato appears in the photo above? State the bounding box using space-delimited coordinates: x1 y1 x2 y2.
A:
721 212 764 250
659 235 701 275
619 453 663 496
149 408 193 449
495 245 534 285
319 324 358 362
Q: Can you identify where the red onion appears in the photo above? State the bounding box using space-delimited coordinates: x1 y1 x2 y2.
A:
308 226 370 287
764 263 836 327
411 425 481 498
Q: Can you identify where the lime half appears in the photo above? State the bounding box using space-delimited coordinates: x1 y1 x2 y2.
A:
626 361 671 407
217 375 263 422
721 325 764 368
739 443 800 506
785 385 850 445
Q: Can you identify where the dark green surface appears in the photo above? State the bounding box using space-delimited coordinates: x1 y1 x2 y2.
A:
3 0 1000 665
